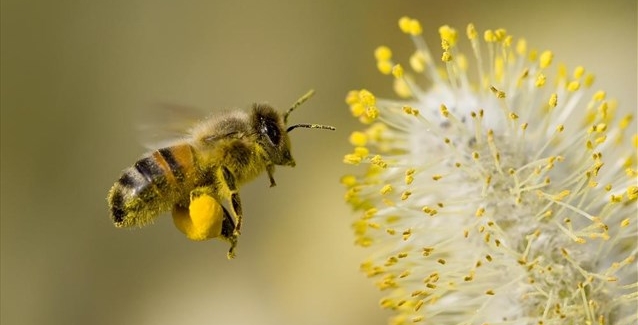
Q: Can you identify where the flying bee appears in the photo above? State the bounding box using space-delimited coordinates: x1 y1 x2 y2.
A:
107 90 334 259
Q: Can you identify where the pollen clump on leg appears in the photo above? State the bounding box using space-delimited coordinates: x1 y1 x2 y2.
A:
172 193 223 241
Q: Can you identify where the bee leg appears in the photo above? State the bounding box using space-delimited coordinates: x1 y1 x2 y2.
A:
221 167 243 236
219 206 238 259
190 186 215 199
267 164 277 187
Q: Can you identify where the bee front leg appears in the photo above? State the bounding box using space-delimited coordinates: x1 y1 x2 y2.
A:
221 167 243 236
267 164 276 187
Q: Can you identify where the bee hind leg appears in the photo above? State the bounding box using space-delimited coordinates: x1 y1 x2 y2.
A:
219 206 239 259
221 167 243 236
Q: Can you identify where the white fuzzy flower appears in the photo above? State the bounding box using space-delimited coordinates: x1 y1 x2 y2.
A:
343 17 637 325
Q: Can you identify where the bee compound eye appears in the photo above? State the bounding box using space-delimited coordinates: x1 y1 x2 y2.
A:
263 119 281 145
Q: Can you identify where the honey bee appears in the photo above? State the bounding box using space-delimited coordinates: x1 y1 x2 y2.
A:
107 90 334 258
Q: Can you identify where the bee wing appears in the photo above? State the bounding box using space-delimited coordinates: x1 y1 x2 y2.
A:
191 109 253 145
137 103 208 150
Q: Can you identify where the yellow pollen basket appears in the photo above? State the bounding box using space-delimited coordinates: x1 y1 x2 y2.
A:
172 193 223 241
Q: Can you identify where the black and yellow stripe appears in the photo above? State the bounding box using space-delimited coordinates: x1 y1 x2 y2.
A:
108 144 197 228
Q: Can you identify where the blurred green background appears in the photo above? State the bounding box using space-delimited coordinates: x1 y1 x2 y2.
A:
2 1 635 324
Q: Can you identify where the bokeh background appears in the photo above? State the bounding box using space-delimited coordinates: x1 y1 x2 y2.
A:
2 1 635 324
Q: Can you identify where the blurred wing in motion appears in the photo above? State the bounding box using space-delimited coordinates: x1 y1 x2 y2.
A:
137 103 208 150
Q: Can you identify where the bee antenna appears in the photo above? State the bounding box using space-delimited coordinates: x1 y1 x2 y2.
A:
284 89 316 125
286 124 336 133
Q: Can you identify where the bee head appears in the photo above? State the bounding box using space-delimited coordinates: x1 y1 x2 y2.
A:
252 90 335 167
252 104 296 166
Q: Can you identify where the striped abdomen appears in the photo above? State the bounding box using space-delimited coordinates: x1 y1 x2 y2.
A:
108 144 197 228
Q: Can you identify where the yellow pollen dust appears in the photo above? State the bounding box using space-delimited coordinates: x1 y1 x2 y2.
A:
377 61 393 75
353 146 369 157
371 155 388 168
518 69 530 84
422 206 438 216
392 64 404 78
595 123 607 133
493 28 507 41
484 29 497 43
363 208 378 219
343 148 368 165
358 89 376 106
345 90 359 105
439 104 450 117
516 38 527 56
557 64 568 81
619 114 633 130
374 46 393 75
535 73 546 87
349 103 365 117
573 66 585 78
593 90 606 101
409 51 426 72
441 51 453 62
503 35 513 47
549 93 558 108
380 184 393 195
374 46 392 61
402 229 412 241
438 25 458 47
553 190 571 201
490 86 506 98
340 175 357 187
349 131 368 146
398 16 422 36
348 89 379 121
405 168 416 184
567 81 581 92
466 23 478 40
393 78 412 98
414 300 424 312
611 194 623 203
539 50 553 68
343 154 362 165
441 39 450 51
366 122 386 141
584 73 595 87
366 106 379 119
528 49 538 62
422 247 434 256
403 106 420 116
